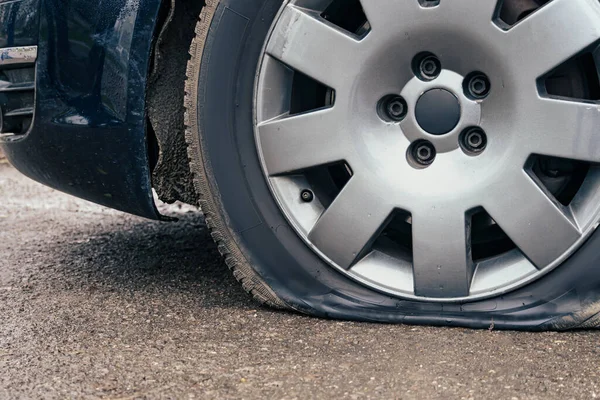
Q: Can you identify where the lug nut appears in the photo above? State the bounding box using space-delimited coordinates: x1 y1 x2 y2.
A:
410 140 436 166
379 95 407 122
461 128 487 154
419 55 441 80
466 73 491 99
300 189 314 203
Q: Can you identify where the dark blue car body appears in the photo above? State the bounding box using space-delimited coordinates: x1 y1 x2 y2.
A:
0 0 163 219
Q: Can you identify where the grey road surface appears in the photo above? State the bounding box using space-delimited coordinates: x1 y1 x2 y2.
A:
1 163 600 400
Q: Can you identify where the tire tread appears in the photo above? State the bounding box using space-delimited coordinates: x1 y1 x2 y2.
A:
183 0 288 310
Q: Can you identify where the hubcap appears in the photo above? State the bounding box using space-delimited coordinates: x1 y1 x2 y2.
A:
255 0 600 301
415 89 461 135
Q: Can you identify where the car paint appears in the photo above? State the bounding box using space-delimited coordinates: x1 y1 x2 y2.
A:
0 0 163 219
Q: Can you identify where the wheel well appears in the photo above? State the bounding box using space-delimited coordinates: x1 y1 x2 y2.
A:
147 0 205 205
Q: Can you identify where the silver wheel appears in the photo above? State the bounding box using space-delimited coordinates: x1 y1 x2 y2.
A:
254 0 600 301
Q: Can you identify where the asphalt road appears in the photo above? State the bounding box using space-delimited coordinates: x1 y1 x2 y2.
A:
1 162 600 399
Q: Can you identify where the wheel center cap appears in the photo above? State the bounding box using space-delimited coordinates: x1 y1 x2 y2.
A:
415 89 461 135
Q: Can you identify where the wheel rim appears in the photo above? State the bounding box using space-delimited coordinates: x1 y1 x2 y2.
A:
254 0 600 301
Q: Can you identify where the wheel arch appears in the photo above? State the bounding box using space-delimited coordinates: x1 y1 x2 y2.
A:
147 0 206 206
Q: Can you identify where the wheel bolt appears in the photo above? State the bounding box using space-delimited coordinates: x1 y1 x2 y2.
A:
383 96 407 121
300 189 314 203
461 128 487 154
410 140 436 166
466 73 490 99
419 55 441 80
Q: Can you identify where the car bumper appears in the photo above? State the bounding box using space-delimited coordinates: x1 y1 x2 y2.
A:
0 0 162 219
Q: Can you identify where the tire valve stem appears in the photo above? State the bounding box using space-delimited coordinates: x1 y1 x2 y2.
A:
301 189 315 203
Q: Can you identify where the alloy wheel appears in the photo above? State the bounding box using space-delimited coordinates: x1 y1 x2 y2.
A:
254 0 600 301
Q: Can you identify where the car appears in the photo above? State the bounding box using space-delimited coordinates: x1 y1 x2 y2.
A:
2 0 600 330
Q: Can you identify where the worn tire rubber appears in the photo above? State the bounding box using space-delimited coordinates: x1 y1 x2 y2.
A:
184 0 600 330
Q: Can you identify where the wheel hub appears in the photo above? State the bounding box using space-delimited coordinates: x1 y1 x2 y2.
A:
255 0 600 302
415 89 461 135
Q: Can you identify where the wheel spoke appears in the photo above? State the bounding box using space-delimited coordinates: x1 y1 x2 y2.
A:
266 5 361 89
308 177 394 269
505 0 600 80
360 0 499 32
257 109 348 176
438 0 499 26
484 172 581 269
519 98 600 163
359 0 421 31
412 202 473 298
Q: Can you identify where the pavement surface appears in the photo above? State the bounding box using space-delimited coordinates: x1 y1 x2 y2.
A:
1 162 600 399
